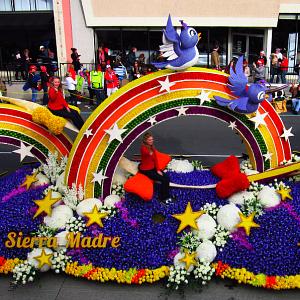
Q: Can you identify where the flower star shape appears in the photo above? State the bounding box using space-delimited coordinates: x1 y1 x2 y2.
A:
263 152 273 162
176 106 189 116
33 191 61 219
12 142 35 162
148 116 157 126
84 128 93 138
197 90 211 105
158 76 175 93
172 202 205 233
280 127 294 141
20 172 38 190
83 205 108 227
276 187 293 201
91 170 108 184
228 121 237 130
105 123 127 144
34 249 53 269
179 249 197 271
249 111 268 130
236 212 260 236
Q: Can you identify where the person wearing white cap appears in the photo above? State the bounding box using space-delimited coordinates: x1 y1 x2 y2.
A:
104 65 119 97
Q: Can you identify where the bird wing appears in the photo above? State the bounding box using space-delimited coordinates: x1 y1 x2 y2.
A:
227 56 248 97
229 97 249 112
214 96 234 107
159 14 181 59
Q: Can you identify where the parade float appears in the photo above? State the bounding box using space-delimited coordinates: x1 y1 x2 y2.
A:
0 15 300 290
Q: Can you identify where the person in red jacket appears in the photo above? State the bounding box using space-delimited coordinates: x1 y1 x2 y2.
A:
280 53 288 84
104 65 118 97
48 76 84 130
138 132 172 204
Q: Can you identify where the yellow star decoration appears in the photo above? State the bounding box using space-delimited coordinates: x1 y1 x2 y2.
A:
34 249 52 269
20 172 38 190
33 191 61 219
179 249 197 271
277 187 293 201
236 212 260 236
172 202 205 233
83 205 108 227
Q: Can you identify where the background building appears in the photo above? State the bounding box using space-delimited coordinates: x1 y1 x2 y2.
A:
1 0 300 69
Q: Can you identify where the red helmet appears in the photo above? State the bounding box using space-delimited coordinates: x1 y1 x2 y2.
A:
29 65 37 72
40 66 47 72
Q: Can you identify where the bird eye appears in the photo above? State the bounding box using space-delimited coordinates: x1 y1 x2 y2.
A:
188 29 196 36
257 91 265 101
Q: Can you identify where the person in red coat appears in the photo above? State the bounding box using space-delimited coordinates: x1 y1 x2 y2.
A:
280 53 288 84
138 132 172 204
48 76 84 130
104 65 118 97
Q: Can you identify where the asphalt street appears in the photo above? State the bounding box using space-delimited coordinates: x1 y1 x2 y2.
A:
0 85 299 299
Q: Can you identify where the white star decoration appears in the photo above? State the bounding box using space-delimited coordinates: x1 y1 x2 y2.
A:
91 170 108 184
148 116 157 126
104 123 127 144
12 142 35 162
249 111 268 129
176 106 188 116
281 127 294 141
84 129 93 138
263 152 273 161
228 121 237 130
197 90 212 105
158 76 175 93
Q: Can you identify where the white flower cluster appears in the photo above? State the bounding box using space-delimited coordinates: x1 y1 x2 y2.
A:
65 216 86 233
272 178 290 191
167 159 194 173
248 181 264 195
167 266 188 289
40 151 67 184
51 249 71 274
200 202 220 220
279 154 300 166
240 159 259 175
32 224 58 238
99 206 117 219
191 160 205 171
212 225 230 248
62 183 84 210
111 183 125 197
193 260 215 285
12 261 36 285
178 232 201 252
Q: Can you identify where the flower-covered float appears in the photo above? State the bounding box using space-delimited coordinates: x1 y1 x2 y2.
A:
0 15 300 290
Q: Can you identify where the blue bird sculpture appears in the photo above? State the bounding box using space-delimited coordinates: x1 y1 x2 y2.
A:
214 56 272 114
153 15 201 70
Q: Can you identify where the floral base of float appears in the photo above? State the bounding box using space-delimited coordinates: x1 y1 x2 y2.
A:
0 153 300 289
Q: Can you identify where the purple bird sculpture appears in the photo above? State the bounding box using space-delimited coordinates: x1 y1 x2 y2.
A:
153 15 201 70
214 56 271 114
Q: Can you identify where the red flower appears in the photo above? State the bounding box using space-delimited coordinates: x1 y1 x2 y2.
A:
0 256 6 267
131 269 146 284
215 261 229 276
265 276 277 288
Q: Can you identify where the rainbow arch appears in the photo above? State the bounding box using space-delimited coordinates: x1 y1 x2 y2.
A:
65 68 292 198
0 104 72 161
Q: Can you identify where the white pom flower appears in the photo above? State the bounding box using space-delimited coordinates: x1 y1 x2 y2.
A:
32 173 50 187
193 214 216 240
104 194 121 208
27 248 53 272
257 186 281 208
228 191 255 205
243 169 259 175
168 159 194 173
217 204 241 232
44 205 73 229
76 198 102 216
196 240 217 263
55 231 69 247
173 252 194 273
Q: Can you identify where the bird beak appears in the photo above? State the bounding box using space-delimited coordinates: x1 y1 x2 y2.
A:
265 84 288 94
198 32 202 41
